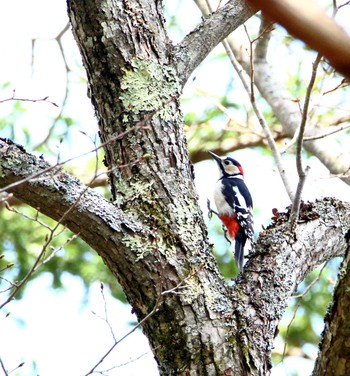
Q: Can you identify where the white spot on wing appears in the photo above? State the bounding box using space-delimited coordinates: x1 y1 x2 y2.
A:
232 186 249 211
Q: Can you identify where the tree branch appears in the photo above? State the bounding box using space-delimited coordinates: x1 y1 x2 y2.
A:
0 131 233 373
4 1 348 374
304 123 350 141
192 1 350 186
2 137 350 374
227 38 350 186
313 238 350 375
247 0 350 79
193 1 294 200
0 139 144 280
174 0 255 86
289 53 322 226
222 37 294 200
254 15 273 61
237 198 350 373
189 131 285 163
295 53 322 177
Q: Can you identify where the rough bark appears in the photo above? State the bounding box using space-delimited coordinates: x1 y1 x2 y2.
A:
1 0 350 374
173 0 255 86
1 138 350 374
230 199 350 374
313 239 350 376
66 0 241 373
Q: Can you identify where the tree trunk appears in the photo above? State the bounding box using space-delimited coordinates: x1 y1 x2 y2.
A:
66 0 246 373
1 0 350 374
2 139 350 374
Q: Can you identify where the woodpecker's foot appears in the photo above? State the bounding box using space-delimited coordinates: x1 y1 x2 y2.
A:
222 226 232 245
207 199 218 219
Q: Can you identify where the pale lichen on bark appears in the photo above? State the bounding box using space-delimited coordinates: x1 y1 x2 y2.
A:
3 0 350 374
119 58 180 122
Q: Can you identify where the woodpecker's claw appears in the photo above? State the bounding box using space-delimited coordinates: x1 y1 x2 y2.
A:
207 199 231 244
222 226 232 245
207 199 218 219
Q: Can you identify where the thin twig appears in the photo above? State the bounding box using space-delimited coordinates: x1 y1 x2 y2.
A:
292 262 328 299
0 247 49 309
280 100 303 154
0 356 8 376
0 275 17 292
34 23 71 150
0 263 14 274
0 90 58 107
281 298 302 364
322 78 349 96
338 0 350 10
304 123 350 141
85 264 203 375
100 349 156 372
290 0 339 223
85 302 160 376
101 283 117 342
282 263 328 364
194 88 264 137
296 53 322 176
243 25 255 103
222 37 295 200
4 204 52 231
84 273 165 375
288 166 310 225
254 15 274 61
0 123 148 194
0 94 177 195
41 233 80 266
289 53 322 227
201 2 294 201
8 362 25 375
0 175 91 310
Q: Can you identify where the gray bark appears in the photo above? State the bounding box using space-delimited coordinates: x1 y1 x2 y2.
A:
1 139 350 374
1 0 350 374
173 0 255 86
313 239 350 376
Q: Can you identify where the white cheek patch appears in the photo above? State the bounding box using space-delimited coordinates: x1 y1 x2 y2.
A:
225 165 239 175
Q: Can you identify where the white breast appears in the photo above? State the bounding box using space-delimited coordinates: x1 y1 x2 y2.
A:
213 180 234 215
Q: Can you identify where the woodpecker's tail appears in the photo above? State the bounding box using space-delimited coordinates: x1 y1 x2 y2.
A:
234 230 247 270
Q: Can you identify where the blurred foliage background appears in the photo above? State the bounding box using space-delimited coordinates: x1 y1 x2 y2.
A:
1 0 349 374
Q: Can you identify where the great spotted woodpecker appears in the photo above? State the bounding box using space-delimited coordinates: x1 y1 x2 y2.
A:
208 151 254 270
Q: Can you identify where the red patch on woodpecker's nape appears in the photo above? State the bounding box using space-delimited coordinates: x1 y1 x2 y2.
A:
238 165 244 176
219 214 240 240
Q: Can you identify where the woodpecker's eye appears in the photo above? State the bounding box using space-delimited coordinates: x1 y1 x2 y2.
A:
224 160 230 165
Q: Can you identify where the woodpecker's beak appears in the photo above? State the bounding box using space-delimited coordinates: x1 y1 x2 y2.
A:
208 151 223 165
